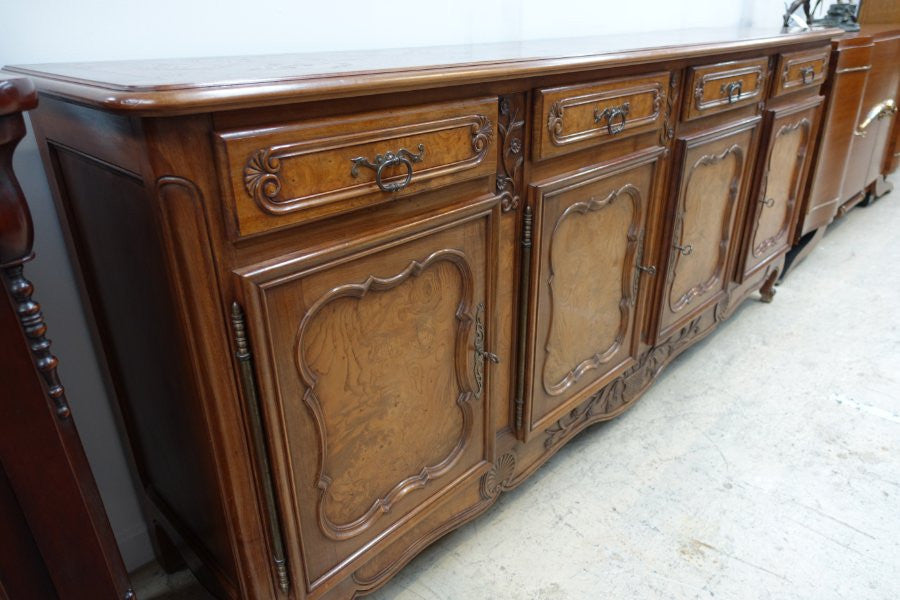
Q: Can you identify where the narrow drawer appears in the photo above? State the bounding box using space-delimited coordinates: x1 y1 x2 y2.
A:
774 47 830 96
533 71 669 160
215 97 498 236
683 57 768 121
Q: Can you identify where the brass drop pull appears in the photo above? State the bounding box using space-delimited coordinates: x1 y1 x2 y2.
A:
350 144 425 193
760 197 775 208
673 243 693 256
595 101 630 135
800 66 815 85
637 264 657 275
721 80 743 104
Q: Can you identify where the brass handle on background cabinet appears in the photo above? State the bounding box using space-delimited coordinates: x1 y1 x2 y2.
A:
637 264 657 275
595 101 630 135
673 243 693 256
800 66 815 84
350 144 425 192
854 99 897 137
721 80 743 104
760 197 775 208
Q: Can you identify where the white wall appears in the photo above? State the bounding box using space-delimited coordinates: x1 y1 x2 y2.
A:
0 0 792 571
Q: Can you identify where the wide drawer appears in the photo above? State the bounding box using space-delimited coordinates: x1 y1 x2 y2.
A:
683 57 768 121
774 47 830 96
215 97 498 236
533 72 669 160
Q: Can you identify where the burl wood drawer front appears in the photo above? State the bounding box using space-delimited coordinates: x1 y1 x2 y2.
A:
656 117 760 341
533 72 669 160
683 57 768 121
215 97 498 236
774 47 830 96
522 146 664 437
236 196 498 593
740 97 822 281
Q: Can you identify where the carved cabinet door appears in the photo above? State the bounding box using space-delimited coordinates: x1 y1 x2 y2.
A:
521 147 665 439
235 196 499 595
655 117 760 342
739 97 823 281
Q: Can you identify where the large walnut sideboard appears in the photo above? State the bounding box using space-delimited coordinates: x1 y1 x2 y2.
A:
6 26 874 599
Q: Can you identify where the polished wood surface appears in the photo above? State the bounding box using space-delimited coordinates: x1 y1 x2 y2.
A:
4 28 837 114
18 28 870 599
0 78 131 599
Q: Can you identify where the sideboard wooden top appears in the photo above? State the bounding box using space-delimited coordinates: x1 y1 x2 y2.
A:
4 27 840 115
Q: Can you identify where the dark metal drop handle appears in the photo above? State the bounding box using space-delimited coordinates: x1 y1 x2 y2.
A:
721 81 743 104
760 197 775 208
800 66 815 85
350 144 425 193
674 243 693 256
595 101 630 135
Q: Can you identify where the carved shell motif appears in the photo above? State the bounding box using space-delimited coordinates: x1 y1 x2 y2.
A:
471 116 494 154
482 452 516 499
548 101 564 138
244 149 282 206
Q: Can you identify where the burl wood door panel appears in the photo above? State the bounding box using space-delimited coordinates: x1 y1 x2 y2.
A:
740 97 822 281
656 117 760 342
522 147 664 438
236 196 499 594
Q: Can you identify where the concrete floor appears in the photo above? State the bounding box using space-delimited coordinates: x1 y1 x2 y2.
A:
136 179 900 600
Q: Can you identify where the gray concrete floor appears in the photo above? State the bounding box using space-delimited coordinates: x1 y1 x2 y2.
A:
135 177 900 599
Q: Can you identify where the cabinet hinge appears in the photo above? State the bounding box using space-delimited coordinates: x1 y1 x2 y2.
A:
231 302 291 595
514 205 533 433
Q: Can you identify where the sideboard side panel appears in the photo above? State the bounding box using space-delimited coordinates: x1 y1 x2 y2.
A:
37 139 239 597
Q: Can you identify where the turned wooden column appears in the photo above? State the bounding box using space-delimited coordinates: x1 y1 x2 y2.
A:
0 77 134 599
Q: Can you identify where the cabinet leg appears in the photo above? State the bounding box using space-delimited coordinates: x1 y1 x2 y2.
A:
149 522 186 574
760 268 779 304
873 175 894 199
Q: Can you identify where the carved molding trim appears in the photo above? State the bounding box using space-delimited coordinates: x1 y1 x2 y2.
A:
242 114 495 215
751 118 811 258
543 184 642 396
547 83 664 147
714 289 733 324
544 316 703 449
497 95 525 212
295 249 476 540
661 71 680 144
668 143 744 314
481 452 517 499
2 264 71 419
